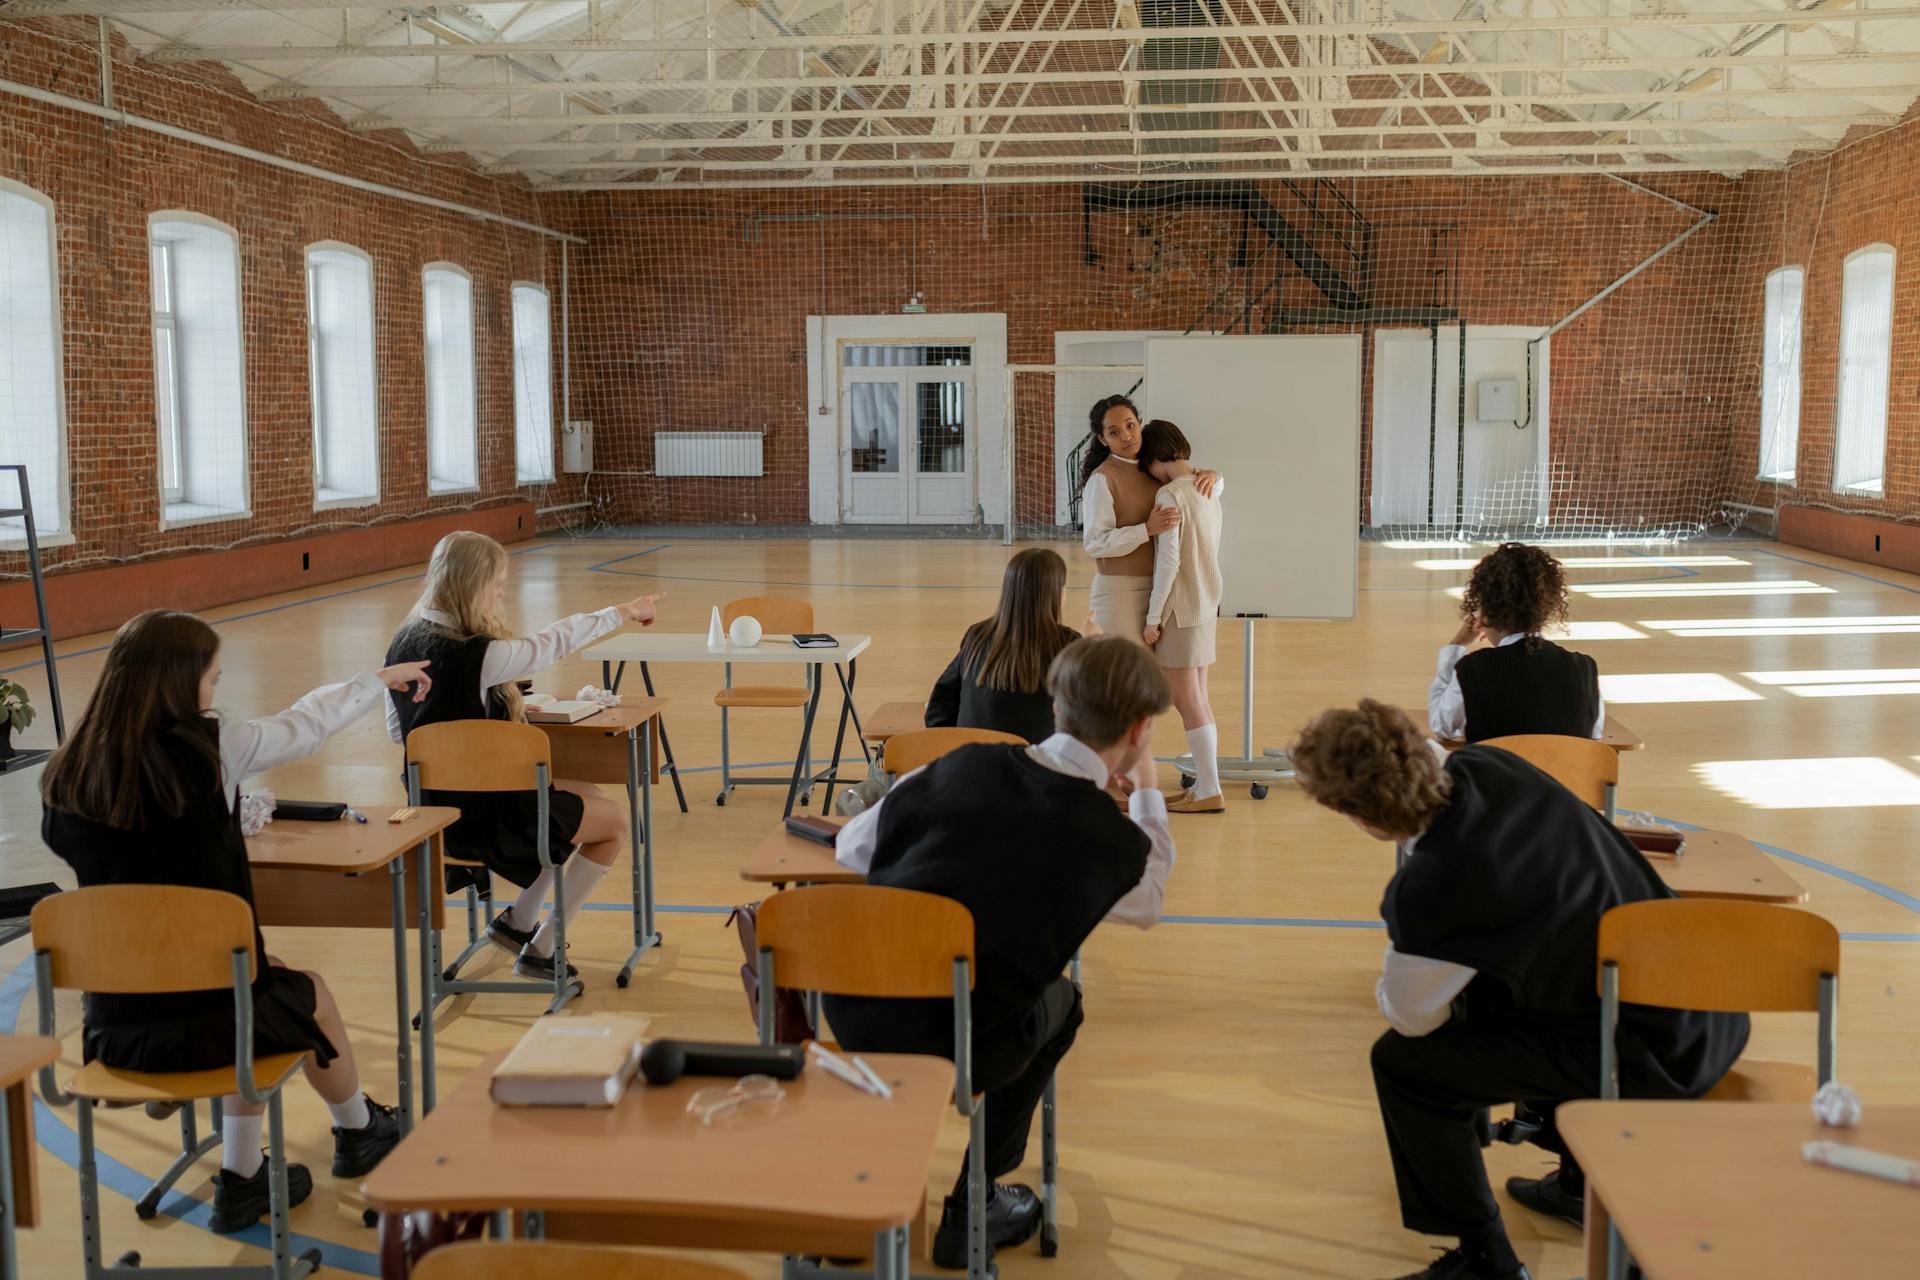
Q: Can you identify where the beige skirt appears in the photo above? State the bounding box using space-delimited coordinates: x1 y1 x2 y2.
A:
1089 574 1152 645
1154 617 1217 668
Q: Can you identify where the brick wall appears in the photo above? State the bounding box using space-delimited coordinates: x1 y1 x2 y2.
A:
0 17 581 582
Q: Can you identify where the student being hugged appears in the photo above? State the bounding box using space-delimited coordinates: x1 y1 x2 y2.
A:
383 531 660 984
925 548 1081 744
1428 542 1603 743
40 611 433 1231
1136 420 1226 814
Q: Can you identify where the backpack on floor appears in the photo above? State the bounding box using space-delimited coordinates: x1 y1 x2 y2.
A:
724 900 816 1044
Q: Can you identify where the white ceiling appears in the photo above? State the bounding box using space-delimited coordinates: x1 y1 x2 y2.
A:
13 0 1920 188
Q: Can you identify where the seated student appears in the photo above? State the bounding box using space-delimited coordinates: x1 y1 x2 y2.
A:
925 547 1081 744
1428 543 1604 743
40 610 433 1232
383 531 660 984
831 636 1176 1271
1289 701 1748 1280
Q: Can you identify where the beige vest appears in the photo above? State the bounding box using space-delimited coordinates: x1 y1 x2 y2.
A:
1160 475 1223 627
1095 457 1159 577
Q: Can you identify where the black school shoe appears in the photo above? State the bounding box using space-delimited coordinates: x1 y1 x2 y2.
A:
331 1096 403 1178
1505 1170 1584 1229
207 1158 314 1234
513 945 580 982
485 909 536 957
1393 1248 1531 1280
931 1182 1042 1271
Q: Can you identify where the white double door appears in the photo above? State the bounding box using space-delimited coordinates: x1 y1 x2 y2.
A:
842 368 975 524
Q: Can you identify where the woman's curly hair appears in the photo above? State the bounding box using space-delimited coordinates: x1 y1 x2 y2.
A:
1460 542 1569 641
1290 699 1452 838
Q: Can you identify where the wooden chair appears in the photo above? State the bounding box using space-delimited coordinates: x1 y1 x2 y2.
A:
713 596 817 808
31 886 320 1280
881 727 1026 777
755 884 1060 1280
408 721 584 1029
1480 733 1620 818
414 1241 748 1280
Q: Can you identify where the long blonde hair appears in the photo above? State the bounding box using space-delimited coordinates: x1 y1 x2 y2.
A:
407 531 523 721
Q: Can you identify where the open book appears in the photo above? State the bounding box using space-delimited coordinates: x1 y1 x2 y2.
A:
490 1014 651 1107
523 694 602 724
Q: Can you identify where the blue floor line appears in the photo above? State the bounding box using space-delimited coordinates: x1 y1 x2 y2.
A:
1751 547 1920 596
582 544 673 573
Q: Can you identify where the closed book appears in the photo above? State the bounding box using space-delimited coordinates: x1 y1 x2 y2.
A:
523 696 602 724
490 1014 650 1107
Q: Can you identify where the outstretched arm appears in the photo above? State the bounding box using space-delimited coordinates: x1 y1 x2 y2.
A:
478 592 662 689
223 662 431 786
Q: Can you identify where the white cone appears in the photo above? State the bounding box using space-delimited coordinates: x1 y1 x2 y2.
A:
707 605 727 648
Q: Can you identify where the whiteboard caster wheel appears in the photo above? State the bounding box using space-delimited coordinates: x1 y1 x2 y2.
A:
799 792 810 807
714 792 727 807
301 1247 324 1267
115 1253 141 1268
1251 784 1270 800
362 1207 379 1228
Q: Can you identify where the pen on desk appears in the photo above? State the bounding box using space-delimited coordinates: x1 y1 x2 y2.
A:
850 1054 894 1099
342 805 369 824
807 1043 880 1096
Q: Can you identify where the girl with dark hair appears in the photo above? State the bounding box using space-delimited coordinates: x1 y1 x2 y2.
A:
41 610 432 1232
925 547 1080 743
1427 543 1604 743
1079 393 1220 643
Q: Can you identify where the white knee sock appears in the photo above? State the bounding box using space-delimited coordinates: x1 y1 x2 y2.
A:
325 1092 370 1133
221 1113 264 1178
1186 723 1221 799
527 856 611 957
507 867 554 929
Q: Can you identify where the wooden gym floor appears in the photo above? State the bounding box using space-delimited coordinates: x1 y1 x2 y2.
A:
1 535 1916 1279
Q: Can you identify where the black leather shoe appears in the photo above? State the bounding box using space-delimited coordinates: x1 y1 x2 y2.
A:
1506 1169 1585 1229
1393 1248 1530 1280
331 1096 403 1178
931 1182 1041 1270
513 945 580 982
486 910 536 957
207 1158 314 1234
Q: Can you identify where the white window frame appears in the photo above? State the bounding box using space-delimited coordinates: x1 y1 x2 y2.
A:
1757 265 1803 484
0 177 74 549
148 211 251 530
422 262 479 496
1833 244 1895 497
151 237 185 505
305 241 381 510
511 280 556 486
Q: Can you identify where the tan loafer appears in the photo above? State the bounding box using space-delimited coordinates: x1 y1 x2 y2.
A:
1167 789 1227 814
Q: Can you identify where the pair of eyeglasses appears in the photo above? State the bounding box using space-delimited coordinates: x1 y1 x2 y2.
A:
685 1074 785 1127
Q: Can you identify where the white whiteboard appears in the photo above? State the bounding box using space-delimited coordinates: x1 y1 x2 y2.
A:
1143 335 1361 620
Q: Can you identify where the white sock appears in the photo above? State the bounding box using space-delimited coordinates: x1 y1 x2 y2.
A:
221 1114 264 1178
527 855 611 958
508 868 555 930
1186 723 1221 799
326 1092 370 1133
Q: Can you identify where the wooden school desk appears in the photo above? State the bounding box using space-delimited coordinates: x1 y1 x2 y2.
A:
862 702 927 750
0 1035 57 1280
249 805 459 1134
1405 708 1645 753
1562 1100 1920 1280
1652 829 1807 904
589 632 874 817
361 1047 953 1275
738 818 856 889
532 697 667 989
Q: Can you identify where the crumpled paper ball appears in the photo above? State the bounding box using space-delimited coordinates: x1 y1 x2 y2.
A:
1812 1081 1862 1128
576 685 622 708
239 790 276 837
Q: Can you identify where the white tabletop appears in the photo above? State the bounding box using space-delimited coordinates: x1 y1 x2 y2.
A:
587 632 873 665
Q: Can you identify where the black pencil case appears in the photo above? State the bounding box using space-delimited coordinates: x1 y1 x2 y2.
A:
272 800 347 822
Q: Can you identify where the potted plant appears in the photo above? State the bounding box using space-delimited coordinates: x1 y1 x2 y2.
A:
0 678 33 763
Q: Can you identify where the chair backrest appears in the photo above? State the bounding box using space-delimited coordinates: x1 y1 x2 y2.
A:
723 595 813 636
883 727 1027 776
414 1242 749 1280
756 884 974 998
33 885 256 993
1479 733 1618 810
1597 899 1839 1013
407 720 552 792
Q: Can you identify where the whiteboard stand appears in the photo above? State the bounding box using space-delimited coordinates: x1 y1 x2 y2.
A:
1168 617 1292 801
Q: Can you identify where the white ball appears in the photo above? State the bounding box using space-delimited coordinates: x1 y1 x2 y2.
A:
728 615 764 647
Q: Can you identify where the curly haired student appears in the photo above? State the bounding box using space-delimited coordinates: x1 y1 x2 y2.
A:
1427 543 1603 742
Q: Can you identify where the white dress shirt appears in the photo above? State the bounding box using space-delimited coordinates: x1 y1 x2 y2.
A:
1376 826 1478 1037
1427 631 1607 742
219 670 388 792
383 606 625 743
834 732 1175 929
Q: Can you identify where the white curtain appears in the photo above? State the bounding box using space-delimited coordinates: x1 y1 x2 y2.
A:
0 184 65 535
1834 247 1894 492
1758 266 1803 482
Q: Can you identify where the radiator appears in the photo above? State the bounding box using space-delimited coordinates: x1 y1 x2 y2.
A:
654 431 765 477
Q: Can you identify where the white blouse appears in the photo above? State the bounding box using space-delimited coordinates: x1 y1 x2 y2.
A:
218 671 388 792
382 606 625 743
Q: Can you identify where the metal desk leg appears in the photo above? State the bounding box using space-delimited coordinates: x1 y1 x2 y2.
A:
818 658 859 810
417 836 439 1116
783 663 826 820
640 661 689 814
616 724 661 988
390 853 414 1134
0 1084 16 1280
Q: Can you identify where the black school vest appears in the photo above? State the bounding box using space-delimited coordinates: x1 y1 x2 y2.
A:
384 621 513 883
1454 638 1600 743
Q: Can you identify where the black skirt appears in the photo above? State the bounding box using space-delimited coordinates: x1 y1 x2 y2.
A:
433 785 589 890
84 964 336 1075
